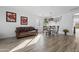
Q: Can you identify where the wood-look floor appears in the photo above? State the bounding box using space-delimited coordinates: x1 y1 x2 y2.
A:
0 33 79 52
14 34 79 52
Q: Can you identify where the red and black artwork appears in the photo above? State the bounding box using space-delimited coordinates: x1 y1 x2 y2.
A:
21 16 28 25
6 11 16 22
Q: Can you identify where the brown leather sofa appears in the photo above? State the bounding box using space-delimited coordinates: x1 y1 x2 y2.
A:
15 27 38 39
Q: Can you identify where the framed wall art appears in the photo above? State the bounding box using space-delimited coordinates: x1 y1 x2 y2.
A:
6 11 16 22
21 16 28 25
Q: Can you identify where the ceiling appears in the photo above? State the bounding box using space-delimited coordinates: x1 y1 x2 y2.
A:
19 6 79 17
1 6 79 17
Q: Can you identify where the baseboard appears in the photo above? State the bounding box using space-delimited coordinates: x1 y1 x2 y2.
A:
0 36 16 40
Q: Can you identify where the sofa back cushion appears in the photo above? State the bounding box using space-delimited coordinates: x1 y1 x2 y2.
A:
16 27 35 32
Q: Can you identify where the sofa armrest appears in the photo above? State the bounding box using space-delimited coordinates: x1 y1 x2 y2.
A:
35 29 38 33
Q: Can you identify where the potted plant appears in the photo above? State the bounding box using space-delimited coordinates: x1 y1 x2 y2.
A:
44 18 48 24
63 29 69 36
43 18 48 26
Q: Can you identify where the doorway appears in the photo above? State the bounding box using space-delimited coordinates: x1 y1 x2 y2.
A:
73 13 79 38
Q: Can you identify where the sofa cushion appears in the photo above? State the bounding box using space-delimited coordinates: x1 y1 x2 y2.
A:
16 27 36 33
28 27 35 31
16 27 38 38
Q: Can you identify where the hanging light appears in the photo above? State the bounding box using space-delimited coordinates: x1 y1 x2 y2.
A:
49 18 54 21
48 12 54 21
54 16 62 23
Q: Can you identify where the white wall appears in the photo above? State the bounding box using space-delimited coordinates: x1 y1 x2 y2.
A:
58 12 73 35
0 6 76 39
58 8 79 35
0 7 38 39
